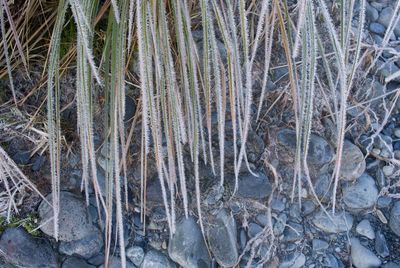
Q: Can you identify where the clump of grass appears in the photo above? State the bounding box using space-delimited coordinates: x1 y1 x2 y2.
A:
2 0 396 267
0 145 49 223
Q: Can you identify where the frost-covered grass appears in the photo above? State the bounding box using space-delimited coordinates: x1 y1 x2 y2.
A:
1 0 400 267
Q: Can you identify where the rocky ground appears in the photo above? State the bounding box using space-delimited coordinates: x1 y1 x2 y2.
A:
1 0 400 267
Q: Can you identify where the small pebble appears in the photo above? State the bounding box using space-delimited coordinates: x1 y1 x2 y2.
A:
390 201 400 237
377 196 392 209
279 252 305 268
372 148 381 155
381 149 391 158
301 200 316 216
273 213 287 236
271 198 285 212
248 223 263 238
239 229 247 250
375 230 390 258
256 214 270 227
394 128 400 138
356 219 375 240
126 246 144 266
383 165 394 176
369 22 386 35
289 204 301 220
394 142 400 151
312 239 329 252
376 209 388 224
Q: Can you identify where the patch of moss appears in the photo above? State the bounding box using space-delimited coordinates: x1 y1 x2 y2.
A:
0 213 41 236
